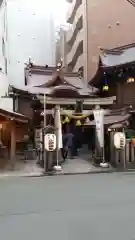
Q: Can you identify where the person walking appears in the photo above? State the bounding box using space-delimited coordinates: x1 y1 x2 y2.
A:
61 131 68 161
66 131 74 158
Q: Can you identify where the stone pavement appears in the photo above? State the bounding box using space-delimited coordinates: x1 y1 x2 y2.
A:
0 150 112 178
61 157 95 174
0 160 44 178
55 155 113 175
0 157 112 177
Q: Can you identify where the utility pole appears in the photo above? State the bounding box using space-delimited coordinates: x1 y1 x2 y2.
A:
43 94 46 172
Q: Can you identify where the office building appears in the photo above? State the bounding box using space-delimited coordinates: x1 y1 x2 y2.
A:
65 0 135 83
0 0 56 89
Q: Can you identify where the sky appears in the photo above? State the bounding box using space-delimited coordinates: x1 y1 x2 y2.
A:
48 0 69 27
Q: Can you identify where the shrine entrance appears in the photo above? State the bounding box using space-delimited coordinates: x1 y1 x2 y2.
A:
60 101 95 160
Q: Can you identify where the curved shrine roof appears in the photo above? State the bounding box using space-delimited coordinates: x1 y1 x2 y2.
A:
23 64 99 96
100 43 135 68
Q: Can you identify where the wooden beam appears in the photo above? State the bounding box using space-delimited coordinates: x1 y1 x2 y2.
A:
38 96 116 105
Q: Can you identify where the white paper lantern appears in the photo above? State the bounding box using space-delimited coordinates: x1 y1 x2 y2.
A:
114 132 126 149
44 134 56 151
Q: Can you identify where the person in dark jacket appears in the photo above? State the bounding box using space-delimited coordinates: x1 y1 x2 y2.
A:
66 132 74 158
61 131 74 159
61 132 68 161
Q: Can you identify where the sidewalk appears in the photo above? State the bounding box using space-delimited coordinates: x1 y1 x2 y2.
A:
62 157 95 173
53 156 113 175
0 156 112 178
0 160 44 178
0 152 134 178
0 158 134 178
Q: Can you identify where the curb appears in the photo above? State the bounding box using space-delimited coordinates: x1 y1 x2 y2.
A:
43 168 135 176
0 173 45 178
1 168 135 178
27 168 135 177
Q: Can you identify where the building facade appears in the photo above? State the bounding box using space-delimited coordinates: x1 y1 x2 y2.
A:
56 27 68 66
92 43 135 108
0 0 56 89
65 0 135 83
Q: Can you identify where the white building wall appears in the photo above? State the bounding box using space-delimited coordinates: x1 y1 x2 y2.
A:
0 97 13 111
0 5 5 70
0 0 56 89
0 3 9 96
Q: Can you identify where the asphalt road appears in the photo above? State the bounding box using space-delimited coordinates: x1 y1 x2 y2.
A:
0 173 135 240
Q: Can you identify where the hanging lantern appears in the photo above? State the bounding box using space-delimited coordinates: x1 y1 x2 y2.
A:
76 120 82 126
108 128 111 132
103 79 109 91
64 116 70 123
103 84 109 91
132 138 135 147
127 78 134 83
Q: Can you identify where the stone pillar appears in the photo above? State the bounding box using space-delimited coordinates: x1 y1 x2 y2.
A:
110 131 115 166
10 123 16 168
94 105 104 162
54 105 62 166
95 129 102 157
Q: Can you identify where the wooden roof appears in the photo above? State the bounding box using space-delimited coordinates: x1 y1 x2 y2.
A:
100 43 135 68
89 43 135 86
0 108 30 123
25 64 82 88
13 63 99 96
